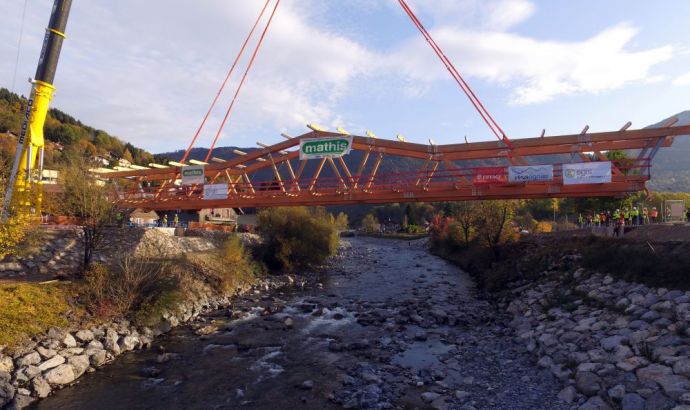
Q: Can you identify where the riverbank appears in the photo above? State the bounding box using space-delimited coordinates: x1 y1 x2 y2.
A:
435 233 690 409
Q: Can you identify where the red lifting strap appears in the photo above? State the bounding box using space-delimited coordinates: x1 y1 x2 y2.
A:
398 0 512 149
205 0 281 163
180 0 272 164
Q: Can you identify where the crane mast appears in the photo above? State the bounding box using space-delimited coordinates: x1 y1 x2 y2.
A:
1 0 72 221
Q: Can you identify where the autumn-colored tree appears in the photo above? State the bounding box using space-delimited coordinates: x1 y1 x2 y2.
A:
58 156 116 273
474 200 519 257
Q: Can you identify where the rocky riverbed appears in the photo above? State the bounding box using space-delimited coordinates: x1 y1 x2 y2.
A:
27 237 570 410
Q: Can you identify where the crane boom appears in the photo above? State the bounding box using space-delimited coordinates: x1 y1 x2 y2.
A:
2 0 72 221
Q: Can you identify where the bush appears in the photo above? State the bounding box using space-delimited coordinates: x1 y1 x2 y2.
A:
361 213 380 234
185 236 258 293
81 257 177 319
257 207 339 272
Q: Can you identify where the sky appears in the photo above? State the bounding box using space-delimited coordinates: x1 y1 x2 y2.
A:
0 0 689 154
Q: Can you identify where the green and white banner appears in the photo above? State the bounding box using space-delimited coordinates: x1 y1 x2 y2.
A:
181 165 205 185
299 136 353 160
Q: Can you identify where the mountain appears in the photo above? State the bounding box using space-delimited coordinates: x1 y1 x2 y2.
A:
0 88 153 167
647 111 690 193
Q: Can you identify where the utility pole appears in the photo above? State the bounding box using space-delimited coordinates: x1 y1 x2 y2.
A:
2 0 72 221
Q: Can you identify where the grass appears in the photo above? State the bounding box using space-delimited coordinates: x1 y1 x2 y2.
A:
0 282 76 346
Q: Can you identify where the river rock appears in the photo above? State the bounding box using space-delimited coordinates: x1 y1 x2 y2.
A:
17 352 41 367
657 374 690 399
86 340 104 351
674 358 690 377
62 333 77 348
68 355 90 378
36 347 57 360
0 356 13 373
74 330 94 343
31 376 51 398
300 380 314 390
9 393 34 410
557 386 577 403
600 335 625 351
576 371 603 396
621 393 645 410
608 384 626 401
579 396 612 410
37 355 65 372
89 349 107 367
637 364 673 384
118 336 139 352
0 378 15 407
421 392 441 403
44 364 76 386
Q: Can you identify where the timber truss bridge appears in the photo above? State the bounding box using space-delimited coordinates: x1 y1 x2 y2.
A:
96 120 690 211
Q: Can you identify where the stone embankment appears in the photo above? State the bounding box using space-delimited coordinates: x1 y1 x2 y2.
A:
0 229 264 409
504 264 690 409
0 228 249 280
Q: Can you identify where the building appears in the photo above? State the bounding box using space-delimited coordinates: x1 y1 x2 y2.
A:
129 208 159 226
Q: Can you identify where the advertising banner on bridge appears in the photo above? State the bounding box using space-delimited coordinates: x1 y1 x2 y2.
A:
299 136 353 160
473 167 507 185
181 165 205 185
562 161 612 185
508 165 554 183
203 183 228 200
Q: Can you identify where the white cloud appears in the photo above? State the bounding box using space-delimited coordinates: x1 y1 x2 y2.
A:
387 22 673 104
673 72 690 86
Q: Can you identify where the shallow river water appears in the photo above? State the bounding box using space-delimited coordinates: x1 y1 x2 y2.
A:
32 237 570 410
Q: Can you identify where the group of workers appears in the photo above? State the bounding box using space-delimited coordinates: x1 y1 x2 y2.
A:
578 206 660 228
160 214 180 227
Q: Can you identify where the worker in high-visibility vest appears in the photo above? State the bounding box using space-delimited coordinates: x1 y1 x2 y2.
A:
613 209 620 220
642 207 649 225
578 213 584 228
632 207 639 225
593 213 601 227
650 207 658 223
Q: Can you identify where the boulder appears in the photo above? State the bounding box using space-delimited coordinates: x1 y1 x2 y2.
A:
31 376 51 398
675 358 690 377
608 384 626 401
636 364 673 385
74 330 94 343
118 336 139 352
68 355 90 378
557 386 577 403
17 352 41 367
421 392 441 403
578 396 612 410
0 356 13 373
657 374 690 400
36 347 56 360
0 379 15 407
43 364 76 386
600 335 625 351
621 393 645 410
576 371 603 396
37 355 65 372
89 349 107 367
62 333 77 348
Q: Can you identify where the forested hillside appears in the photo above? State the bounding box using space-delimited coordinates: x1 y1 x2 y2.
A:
0 88 152 167
648 111 690 193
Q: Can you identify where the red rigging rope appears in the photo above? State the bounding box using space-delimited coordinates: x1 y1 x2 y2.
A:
204 0 281 163
397 0 512 149
180 0 272 163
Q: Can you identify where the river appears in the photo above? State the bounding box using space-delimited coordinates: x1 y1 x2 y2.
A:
32 237 570 410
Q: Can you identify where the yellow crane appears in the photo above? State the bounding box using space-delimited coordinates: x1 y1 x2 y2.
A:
1 0 72 221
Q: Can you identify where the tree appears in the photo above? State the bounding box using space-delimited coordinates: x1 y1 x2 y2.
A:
361 213 380 234
474 200 518 257
58 156 116 273
335 212 349 230
447 201 477 244
0 156 29 258
257 207 338 272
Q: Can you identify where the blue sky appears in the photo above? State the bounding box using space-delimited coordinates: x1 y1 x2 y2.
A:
0 0 688 153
